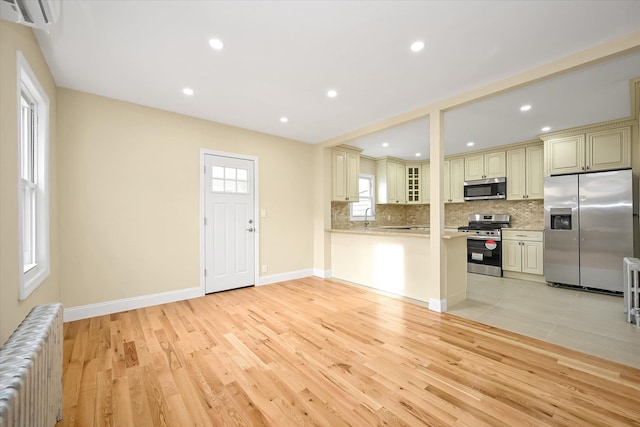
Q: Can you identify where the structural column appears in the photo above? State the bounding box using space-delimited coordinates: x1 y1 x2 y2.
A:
428 110 446 311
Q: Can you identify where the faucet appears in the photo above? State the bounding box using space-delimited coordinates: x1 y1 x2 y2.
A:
364 208 371 228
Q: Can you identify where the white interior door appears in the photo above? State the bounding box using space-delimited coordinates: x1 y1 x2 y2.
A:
204 154 256 293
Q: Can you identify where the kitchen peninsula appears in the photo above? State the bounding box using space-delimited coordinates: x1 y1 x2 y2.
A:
329 227 468 311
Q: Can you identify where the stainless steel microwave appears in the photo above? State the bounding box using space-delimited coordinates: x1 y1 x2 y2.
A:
463 177 506 201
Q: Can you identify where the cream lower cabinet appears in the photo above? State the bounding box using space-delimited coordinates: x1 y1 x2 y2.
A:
332 147 361 202
502 230 543 275
506 145 544 200
544 125 630 176
444 158 464 203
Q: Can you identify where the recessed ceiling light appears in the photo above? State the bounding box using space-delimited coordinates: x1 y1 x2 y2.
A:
182 88 194 96
209 38 224 50
410 41 425 52
280 116 288 123
382 142 389 147
541 126 551 132
467 141 475 147
327 90 337 98
415 153 421 157
520 104 532 111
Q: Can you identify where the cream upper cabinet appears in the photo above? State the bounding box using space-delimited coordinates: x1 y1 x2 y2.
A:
506 144 543 200
586 127 631 172
502 230 543 275
376 158 406 204
544 126 630 176
406 162 430 204
406 163 422 204
332 147 360 202
464 151 505 181
422 162 430 204
444 158 465 203
464 155 484 181
525 145 545 200
545 135 585 175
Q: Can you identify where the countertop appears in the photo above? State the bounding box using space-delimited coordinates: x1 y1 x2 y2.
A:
328 227 468 239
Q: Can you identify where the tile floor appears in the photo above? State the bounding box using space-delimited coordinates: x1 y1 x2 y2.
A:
448 273 640 369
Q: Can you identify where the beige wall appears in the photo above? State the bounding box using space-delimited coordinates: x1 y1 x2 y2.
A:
0 20 314 325
57 89 314 308
0 21 59 344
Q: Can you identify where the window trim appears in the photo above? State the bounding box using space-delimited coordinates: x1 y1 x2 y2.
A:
17 51 50 300
350 173 376 221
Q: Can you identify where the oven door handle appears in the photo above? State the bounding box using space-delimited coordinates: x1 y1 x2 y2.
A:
466 235 501 241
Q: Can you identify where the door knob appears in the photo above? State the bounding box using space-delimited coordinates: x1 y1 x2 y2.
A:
246 227 254 232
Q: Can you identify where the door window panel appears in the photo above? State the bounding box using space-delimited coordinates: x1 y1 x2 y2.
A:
211 166 249 194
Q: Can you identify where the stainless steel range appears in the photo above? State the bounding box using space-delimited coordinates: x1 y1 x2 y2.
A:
458 214 511 277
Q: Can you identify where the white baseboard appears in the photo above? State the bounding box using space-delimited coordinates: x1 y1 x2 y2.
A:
312 268 331 278
429 298 448 313
258 269 314 286
64 268 323 322
63 287 203 322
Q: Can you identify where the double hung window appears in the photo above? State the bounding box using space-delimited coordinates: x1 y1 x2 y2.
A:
350 174 375 220
17 51 50 300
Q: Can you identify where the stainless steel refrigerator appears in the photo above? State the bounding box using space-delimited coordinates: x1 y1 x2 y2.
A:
544 169 633 293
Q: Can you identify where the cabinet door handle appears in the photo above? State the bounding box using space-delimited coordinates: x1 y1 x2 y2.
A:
586 165 590 170
581 166 585 171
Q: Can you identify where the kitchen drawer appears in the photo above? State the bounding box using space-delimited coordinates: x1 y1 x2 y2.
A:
502 230 543 242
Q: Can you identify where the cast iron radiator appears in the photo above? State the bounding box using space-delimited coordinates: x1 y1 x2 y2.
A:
624 257 640 327
0 303 64 426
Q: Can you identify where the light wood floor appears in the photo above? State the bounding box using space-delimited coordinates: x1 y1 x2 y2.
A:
58 277 640 426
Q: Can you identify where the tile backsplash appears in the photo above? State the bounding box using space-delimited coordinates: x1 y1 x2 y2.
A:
331 199 543 229
444 199 544 228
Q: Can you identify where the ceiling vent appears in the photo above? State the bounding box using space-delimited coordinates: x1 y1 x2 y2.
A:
0 0 60 32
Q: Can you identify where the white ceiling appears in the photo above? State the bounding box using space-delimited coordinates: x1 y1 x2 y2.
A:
33 1 640 156
348 50 640 160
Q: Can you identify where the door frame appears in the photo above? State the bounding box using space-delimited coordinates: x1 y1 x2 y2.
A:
199 149 260 294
